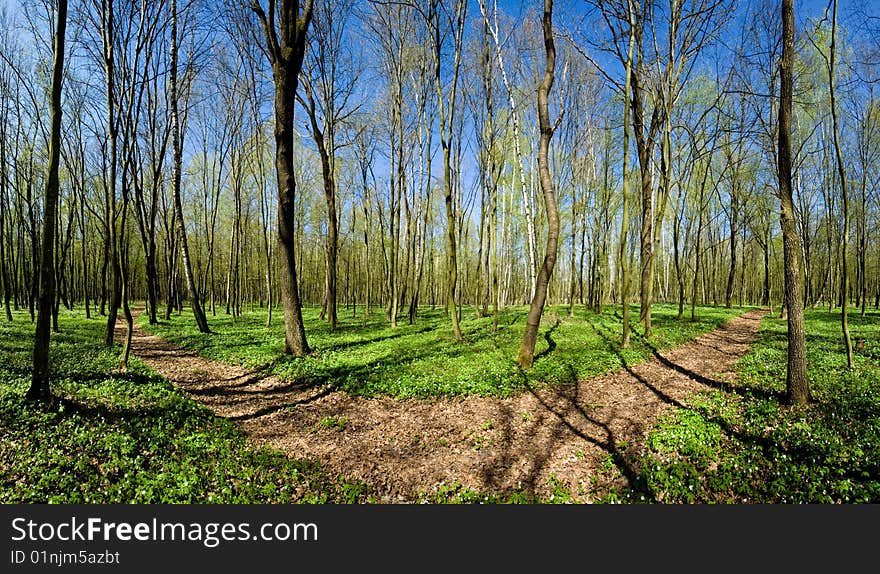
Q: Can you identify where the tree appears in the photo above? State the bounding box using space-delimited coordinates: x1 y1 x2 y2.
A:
116 0 166 369
366 2 412 329
467 15 502 326
618 0 636 348
824 0 854 368
428 0 467 342
626 0 662 340
251 0 313 356
517 0 560 369
298 0 358 331
98 0 122 347
171 0 210 334
28 0 68 402
778 0 810 404
853 86 878 318
479 0 539 299
0 46 12 323
125 0 166 327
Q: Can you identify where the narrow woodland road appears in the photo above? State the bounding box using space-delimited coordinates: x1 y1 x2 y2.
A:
119 309 767 502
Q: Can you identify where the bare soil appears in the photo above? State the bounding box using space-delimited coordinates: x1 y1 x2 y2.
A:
119 309 766 502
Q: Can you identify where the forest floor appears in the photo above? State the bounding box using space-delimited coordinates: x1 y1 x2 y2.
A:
121 308 766 502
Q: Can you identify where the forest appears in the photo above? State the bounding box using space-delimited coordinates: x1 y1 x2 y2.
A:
1 0 879 504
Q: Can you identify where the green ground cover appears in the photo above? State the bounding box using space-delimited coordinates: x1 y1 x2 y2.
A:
142 303 748 398
618 308 880 503
0 310 368 503
10 303 874 504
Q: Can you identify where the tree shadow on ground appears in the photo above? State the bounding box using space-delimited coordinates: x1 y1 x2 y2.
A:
588 319 880 499
524 367 656 501
225 383 339 422
600 314 785 402
533 319 560 363
317 326 434 354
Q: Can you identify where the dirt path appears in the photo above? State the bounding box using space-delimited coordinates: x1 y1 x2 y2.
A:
120 309 766 502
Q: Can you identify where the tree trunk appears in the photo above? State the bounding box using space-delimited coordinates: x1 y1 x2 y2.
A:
0 102 12 322
28 0 67 402
762 227 771 308
779 0 810 404
429 0 465 342
323 164 338 330
257 130 273 328
300 83 338 330
517 0 559 369
100 0 122 347
409 130 431 326
858 157 867 318
635 122 654 337
726 182 738 309
441 152 462 341
568 202 577 317
481 0 538 298
252 0 313 355
827 0 854 369
692 215 703 317
171 0 210 334
618 2 636 348
673 201 685 320
118 204 134 371
99 232 108 316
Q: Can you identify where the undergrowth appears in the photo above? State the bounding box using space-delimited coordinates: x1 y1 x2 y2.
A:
609 308 880 503
142 304 747 399
0 310 369 503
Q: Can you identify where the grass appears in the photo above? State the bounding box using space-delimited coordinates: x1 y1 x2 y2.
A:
415 473 580 504
1 302 745 505
616 307 880 503
0 309 369 503
141 303 749 398
318 415 349 431
5 301 876 504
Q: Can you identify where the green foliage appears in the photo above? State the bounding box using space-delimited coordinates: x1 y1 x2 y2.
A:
143 304 746 399
0 310 368 503
618 309 880 503
414 477 574 504
416 482 509 504
545 474 575 504
318 416 349 432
